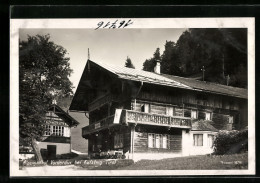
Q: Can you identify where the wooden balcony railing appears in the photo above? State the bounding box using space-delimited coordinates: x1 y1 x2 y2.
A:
82 109 192 137
82 115 115 136
125 110 191 128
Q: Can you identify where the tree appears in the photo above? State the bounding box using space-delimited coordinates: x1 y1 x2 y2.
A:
19 34 73 161
161 41 181 75
143 48 161 72
143 29 247 88
125 56 135 69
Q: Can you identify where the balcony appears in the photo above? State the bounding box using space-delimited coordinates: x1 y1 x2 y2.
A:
82 115 115 136
82 109 192 137
125 110 191 128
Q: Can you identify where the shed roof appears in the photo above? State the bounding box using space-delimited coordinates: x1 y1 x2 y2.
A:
191 120 219 132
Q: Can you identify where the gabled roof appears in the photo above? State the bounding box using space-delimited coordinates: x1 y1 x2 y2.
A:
91 60 247 99
192 120 218 132
70 60 247 111
92 61 193 90
48 104 79 127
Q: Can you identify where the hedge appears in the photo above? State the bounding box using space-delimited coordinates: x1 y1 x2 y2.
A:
213 129 248 155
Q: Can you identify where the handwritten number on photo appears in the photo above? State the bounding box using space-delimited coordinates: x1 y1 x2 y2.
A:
95 20 133 30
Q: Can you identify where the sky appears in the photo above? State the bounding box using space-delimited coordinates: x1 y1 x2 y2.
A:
20 28 187 92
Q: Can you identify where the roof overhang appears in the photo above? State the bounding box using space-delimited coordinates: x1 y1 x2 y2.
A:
49 104 79 127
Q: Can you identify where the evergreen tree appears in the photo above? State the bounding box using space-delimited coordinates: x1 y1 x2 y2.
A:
143 48 161 72
125 56 135 69
143 29 247 88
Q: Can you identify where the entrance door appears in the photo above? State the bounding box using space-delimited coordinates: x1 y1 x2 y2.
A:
47 145 57 160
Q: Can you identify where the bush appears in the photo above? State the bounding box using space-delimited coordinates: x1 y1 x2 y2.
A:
213 129 248 155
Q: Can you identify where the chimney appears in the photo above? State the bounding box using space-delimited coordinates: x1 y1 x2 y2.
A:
154 59 161 74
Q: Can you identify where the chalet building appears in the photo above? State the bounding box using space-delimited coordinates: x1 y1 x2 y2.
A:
37 104 79 159
69 60 247 160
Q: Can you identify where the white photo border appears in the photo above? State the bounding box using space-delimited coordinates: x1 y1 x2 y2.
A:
10 18 255 176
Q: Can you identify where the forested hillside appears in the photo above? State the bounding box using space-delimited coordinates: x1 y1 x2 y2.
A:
143 28 247 88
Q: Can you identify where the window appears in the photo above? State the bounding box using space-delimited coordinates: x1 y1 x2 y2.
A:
55 126 64 136
44 125 64 136
205 112 211 120
162 135 168 149
166 106 174 116
141 105 145 112
193 134 203 146
148 133 155 148
191 110 197 119
207 134 214 147
228 116 233 124
145 104 150 113
148 133 168 149
141 104 150 113
155 134 160 148
53 126 57 135
114 134 124 148
45 125 51 136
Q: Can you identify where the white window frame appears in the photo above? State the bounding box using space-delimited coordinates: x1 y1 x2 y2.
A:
228 116 234 124
155 134 160 148
44 125 64 137
207 134 214 147
148 133 155 148
205 112 212 120
191 110 197 119
162 135 168 149
148 133 168 149
166 106 174 116
193 134 203 146
44 125 51 136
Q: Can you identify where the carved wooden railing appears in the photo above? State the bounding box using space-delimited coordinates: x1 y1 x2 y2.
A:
82 115 115 136
82 109 192 137
125 110 191 128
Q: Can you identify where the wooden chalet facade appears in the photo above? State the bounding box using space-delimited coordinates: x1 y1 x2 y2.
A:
69 60 248 160
37 104 79 159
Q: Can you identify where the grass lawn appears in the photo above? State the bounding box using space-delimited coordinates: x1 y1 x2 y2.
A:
20 153 248 171
116 153 248 170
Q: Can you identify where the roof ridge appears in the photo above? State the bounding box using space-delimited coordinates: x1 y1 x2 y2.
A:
91 60 190 87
